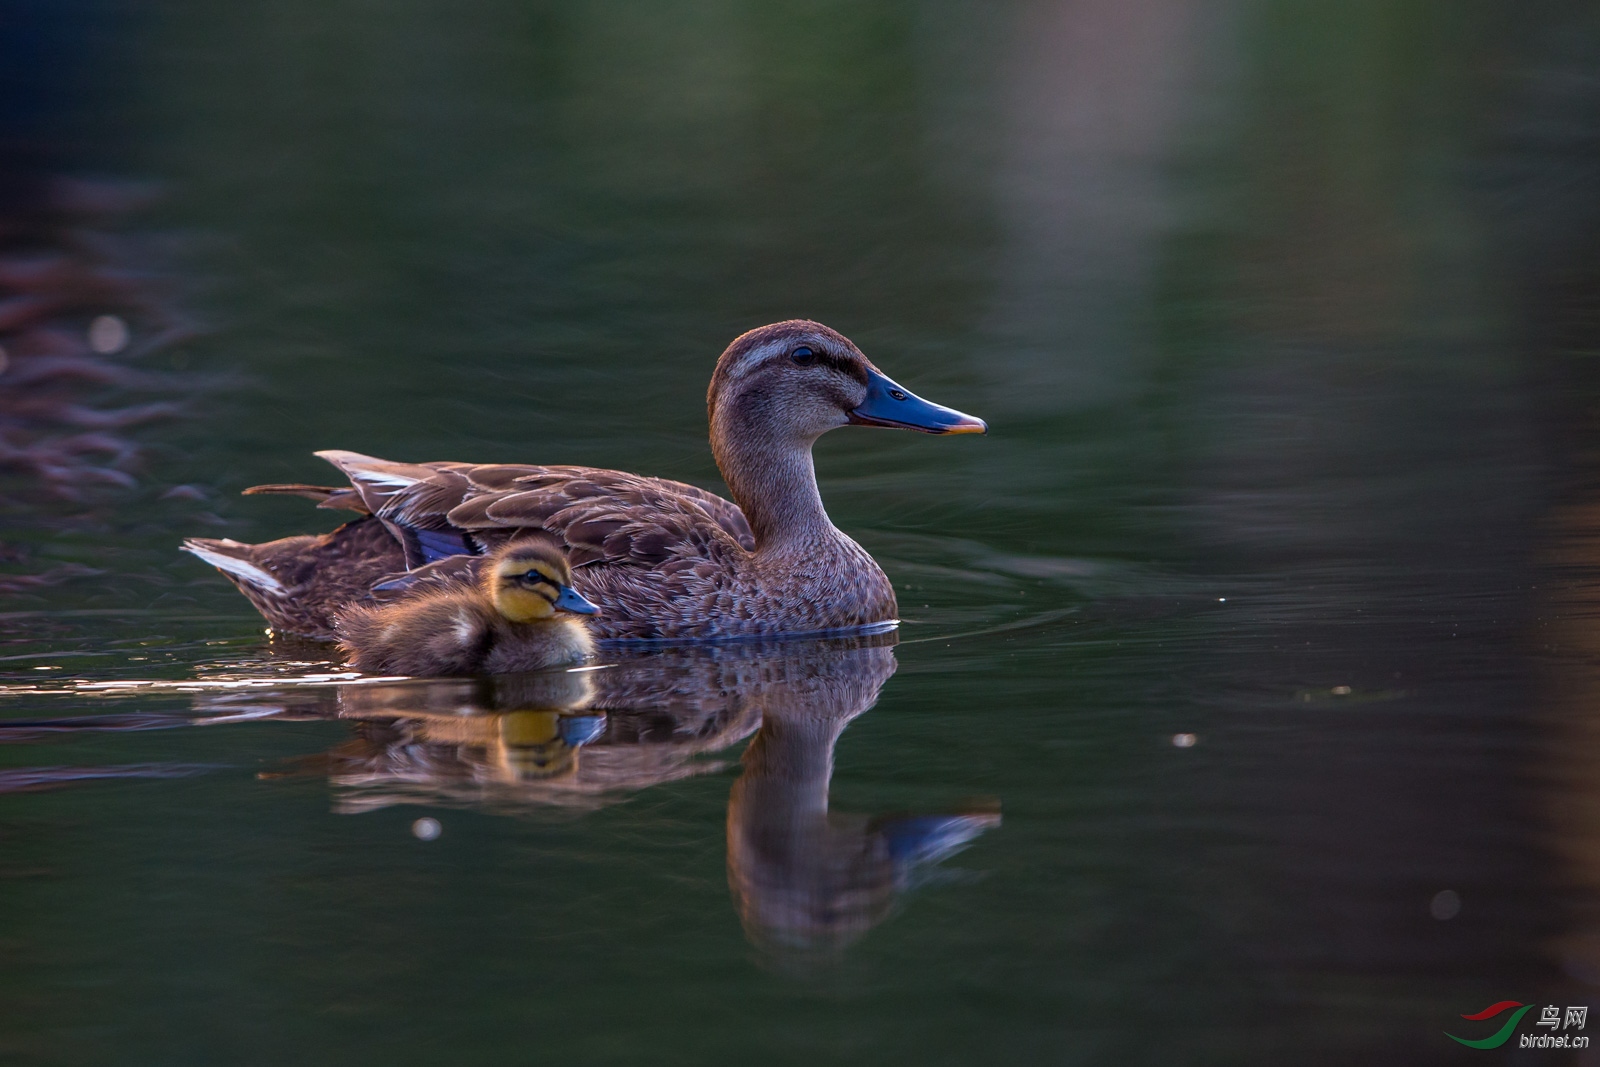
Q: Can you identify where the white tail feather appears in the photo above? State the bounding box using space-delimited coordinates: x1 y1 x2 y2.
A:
181 541 287 594
349 469 420 488
315 449 428 488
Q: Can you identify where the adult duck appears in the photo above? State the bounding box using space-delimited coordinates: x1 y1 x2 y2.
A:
182 320 986 640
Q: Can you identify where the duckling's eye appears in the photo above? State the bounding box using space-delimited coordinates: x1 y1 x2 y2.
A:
790 346 817 367
518 572 554 590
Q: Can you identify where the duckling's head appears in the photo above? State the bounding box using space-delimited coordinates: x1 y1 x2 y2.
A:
707 320 987 448
488 709 607 781
493 710 575 780
485 536 600 622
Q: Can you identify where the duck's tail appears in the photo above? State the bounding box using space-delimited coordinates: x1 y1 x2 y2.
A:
180 516 407 639
180 538 286 594
241 482 369 512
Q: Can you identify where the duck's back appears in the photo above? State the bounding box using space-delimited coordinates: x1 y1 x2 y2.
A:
316 453 756 564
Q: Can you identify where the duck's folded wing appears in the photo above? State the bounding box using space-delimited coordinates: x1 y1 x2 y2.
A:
314 451 471 515
643 480 755 551
445 473 752 568
315 451 755 570
369 553 482 599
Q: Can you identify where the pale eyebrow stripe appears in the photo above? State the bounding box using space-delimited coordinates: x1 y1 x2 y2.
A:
722 341 791 382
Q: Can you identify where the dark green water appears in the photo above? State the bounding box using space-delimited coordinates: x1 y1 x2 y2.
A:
3 1 1600 1063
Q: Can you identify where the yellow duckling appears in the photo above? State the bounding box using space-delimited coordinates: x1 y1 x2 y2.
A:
335 535 599 676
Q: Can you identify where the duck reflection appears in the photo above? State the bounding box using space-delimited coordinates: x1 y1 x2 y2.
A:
192 631 999 953
726 644 1001 957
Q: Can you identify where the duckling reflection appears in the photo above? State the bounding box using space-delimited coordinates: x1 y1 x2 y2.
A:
195 659 765 812
323 708 609 808
496 709 607 778
724 642 1001 959
318 667 758 813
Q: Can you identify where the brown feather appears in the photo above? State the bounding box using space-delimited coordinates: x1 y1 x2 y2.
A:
241 483 369 512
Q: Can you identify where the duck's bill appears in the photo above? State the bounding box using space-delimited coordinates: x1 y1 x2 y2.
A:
553 584 601 615
847 369 987 435
557 713 607 746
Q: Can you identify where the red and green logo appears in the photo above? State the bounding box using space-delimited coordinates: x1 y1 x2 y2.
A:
1446 1001 1533 1049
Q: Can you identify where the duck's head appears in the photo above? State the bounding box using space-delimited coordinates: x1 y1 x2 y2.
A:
707 320 987 447
485 536 600 622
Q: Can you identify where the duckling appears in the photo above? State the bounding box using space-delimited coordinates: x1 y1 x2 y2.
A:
335 535 598 676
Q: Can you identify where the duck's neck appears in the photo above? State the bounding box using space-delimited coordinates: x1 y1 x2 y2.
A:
733 712 841 819
712 420 836 552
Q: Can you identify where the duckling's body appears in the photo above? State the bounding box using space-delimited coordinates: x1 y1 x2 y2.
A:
336 536 596 676
184 320 986 641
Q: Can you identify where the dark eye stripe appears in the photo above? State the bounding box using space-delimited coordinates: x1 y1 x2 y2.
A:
818 352 869 384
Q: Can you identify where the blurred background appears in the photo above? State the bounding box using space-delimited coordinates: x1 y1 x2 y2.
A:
2 0 1600 1063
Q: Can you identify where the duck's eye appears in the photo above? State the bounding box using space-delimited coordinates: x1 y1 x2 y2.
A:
790 346 817 367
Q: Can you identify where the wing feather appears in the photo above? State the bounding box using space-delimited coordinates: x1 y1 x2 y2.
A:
326 459 752 567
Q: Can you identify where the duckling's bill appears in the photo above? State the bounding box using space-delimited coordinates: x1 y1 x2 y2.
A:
553 584 601 615
848 368 987 435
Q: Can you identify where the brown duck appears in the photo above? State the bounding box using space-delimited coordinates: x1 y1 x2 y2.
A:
182 320 985 641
